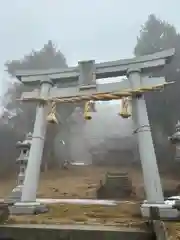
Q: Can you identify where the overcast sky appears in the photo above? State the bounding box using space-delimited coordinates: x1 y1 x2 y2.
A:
0 0 180 95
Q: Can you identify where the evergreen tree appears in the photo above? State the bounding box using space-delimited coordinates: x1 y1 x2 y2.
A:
134 14 180 165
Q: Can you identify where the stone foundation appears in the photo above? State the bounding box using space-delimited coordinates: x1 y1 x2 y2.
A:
0 224 153 240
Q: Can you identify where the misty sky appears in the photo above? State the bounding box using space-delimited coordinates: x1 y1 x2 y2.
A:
0 0 180 95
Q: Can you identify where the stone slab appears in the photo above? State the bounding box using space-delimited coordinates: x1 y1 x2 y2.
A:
9 202 48 215
141 203 180 220
0 224 153 240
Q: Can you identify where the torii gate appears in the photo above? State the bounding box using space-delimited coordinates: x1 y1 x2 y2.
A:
15 49 174 208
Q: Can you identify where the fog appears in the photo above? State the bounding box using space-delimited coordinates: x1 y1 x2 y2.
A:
54 99 137 165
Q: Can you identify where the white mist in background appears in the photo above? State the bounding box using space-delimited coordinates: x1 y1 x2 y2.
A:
54 77 137 164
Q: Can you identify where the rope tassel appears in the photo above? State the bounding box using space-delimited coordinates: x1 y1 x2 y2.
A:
84 101 96 120
47 101 58 124
119 97 131 118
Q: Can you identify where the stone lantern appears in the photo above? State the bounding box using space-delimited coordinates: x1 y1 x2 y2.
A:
7 132 32 203
169 121 180 161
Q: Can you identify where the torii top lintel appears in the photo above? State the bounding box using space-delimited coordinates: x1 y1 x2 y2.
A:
15 48 175 85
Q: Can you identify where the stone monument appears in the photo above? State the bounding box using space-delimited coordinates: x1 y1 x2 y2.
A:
9 132 48 214
169 121 180 161
7 132 32 203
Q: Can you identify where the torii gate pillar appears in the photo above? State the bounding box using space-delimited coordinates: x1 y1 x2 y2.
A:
128 69 163 202
21 78 53 202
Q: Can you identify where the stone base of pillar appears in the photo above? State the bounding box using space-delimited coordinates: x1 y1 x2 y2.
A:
141 203 180 220
9 202 48 215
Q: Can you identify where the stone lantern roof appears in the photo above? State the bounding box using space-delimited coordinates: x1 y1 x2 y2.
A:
169 121 180 144
16 132 32 149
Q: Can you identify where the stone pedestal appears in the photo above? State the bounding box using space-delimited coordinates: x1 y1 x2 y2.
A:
9 202 48 215
141 203 180 220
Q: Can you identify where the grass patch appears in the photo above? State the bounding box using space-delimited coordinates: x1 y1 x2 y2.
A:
8 202 143 228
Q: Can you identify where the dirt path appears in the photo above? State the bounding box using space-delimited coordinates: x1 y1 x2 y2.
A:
0 165 178 199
